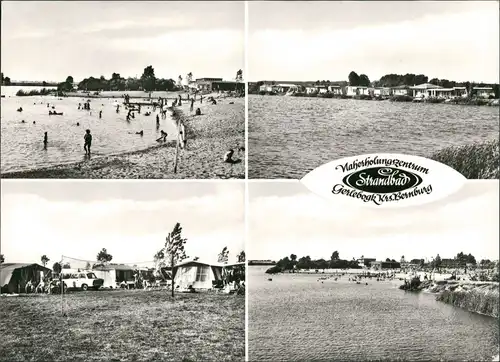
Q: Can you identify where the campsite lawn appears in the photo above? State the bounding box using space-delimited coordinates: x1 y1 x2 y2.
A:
0 290 245 361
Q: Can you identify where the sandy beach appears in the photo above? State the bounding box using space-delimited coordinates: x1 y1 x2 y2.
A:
1 95 245 179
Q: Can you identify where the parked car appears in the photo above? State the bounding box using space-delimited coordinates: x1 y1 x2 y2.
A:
60 271 104 291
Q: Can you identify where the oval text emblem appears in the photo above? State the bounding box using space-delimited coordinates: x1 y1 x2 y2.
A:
342 167 423 194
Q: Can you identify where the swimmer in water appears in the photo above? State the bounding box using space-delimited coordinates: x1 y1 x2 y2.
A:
21 120 25 123
33 121 36 124
135 130 144 136
76 122 80 126
84 129 92 155
99 110 102 119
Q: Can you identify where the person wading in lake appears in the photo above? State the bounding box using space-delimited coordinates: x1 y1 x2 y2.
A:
84 129 92 155
190 98 195 112
99 110 102 119
43 132 48 150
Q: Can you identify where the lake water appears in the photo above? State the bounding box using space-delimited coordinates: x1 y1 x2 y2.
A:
248 95 500 179
249 266 499 361
1 86 178 173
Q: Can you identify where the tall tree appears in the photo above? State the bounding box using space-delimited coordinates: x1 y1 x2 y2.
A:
218 247 229 264
97 248 113 264
358 74 371 86
53 262 62 274
162 223 188 297
187 72 193 84
4 76 11 85
331 251 339 261
40 255 50 267
62 263 71 269
348 71 360 86
141 66 156 92
434 254 442 271
236 69 243 82
65 76 74 84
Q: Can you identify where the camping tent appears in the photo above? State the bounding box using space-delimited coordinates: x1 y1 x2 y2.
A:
0 263 51 293
173 260 223 290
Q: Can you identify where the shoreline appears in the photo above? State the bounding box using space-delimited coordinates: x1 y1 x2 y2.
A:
1 95 245 179
249 93 500 106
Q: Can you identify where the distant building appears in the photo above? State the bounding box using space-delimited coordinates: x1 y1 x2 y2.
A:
194 78 223 92
346 86 370 96
370 261 401 270
373 87 392 97
473 87 495 98
410 83 442 98
357 257 376 268
327 85 343 95
248 260 276 266
391 85 411 96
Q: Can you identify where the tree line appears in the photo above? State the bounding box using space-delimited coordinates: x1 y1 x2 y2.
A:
266 251 363 274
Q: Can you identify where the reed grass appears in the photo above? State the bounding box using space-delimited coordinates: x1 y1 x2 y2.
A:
430 139 499 179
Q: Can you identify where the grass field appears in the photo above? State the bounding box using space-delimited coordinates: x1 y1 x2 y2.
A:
0 290 244 361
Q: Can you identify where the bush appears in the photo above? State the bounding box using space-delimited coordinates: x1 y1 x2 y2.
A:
425 97 445 103
390 95 413 102
16 88 53 97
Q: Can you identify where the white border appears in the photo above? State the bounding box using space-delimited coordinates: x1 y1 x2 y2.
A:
244 3 249 361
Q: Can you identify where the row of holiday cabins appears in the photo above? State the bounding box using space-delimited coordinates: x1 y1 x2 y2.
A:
259 82 496 99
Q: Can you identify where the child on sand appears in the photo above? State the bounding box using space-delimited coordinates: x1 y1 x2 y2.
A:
84 129 92 155
224 149 235 163
156 130 168 142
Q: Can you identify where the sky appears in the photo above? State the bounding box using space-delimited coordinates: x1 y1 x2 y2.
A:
248 1 500 83
249 181 499 263
1 1 244 82
1 181 244 266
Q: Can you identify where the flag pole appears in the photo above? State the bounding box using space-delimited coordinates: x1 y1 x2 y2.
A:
174 117 180 173
60 255 64 316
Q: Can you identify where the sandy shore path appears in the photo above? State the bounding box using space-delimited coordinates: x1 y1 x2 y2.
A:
1 96 245 179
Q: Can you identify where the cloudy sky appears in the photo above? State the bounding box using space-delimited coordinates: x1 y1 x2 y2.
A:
1 1 244 82
1 181 244 266
249 181 499 263
249 1 499 83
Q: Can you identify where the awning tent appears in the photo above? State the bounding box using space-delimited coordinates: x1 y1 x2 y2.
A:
0 263 51 293
172 260 223 290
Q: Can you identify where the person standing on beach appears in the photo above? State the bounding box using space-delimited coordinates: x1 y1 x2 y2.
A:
84 129 92 155
43 132 48 149
178 94 182 106
156 114 160 125
190 98 194 112
200 95 203 104
99 110 102 119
